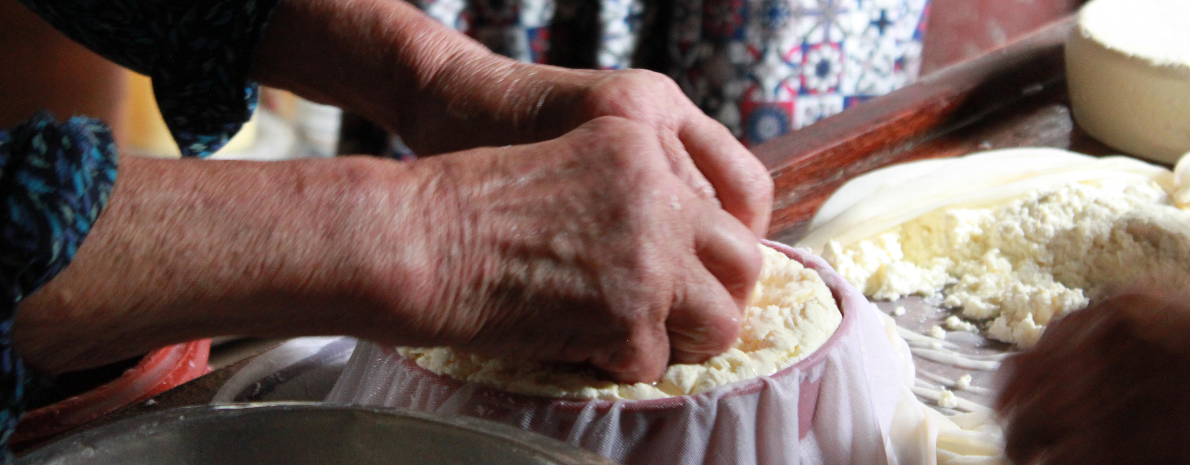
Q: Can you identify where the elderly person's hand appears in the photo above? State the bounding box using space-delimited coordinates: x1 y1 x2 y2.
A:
408 66 774 238
17 118 759 384
15 0 771 386
349 117 761 382
996 284 1190 465
253 0 773 238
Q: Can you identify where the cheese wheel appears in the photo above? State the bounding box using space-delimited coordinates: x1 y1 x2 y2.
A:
1066 0 1190 164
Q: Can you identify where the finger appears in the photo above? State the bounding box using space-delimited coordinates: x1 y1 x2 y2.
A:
657 126 719 202
999 349 1074 458
1042 438 1103 465
679 115 774 237
589 319 670 384
667 257 744 365
1001 304 1122 463
1111 284 1190 354
694 202 763 311
994 353 1035 411
1002 392 1061 464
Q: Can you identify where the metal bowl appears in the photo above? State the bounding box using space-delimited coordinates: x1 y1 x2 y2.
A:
16 402 618 465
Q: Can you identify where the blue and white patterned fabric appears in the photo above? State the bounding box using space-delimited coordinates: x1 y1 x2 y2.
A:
1 0 283 459
411 0 930 147
0 113 118 460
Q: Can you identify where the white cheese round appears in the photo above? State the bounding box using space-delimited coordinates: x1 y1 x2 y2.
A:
1066 0 1190 163
398 245 842 400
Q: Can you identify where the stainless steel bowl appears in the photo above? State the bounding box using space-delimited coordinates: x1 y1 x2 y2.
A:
16 402 618 464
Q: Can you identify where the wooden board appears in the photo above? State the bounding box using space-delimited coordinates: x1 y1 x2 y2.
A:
754 16 1119 245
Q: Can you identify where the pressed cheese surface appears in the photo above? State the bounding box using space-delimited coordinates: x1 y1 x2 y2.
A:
823 178 1190 347
399 245 842 400
1066 0 1190 162
1078 0 1190 67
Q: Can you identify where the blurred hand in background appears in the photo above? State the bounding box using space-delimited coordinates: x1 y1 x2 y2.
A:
997 282 1190 464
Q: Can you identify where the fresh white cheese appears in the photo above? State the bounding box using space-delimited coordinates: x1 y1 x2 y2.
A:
937 388 959 409
1172 151 1190 208
1067 0 1190 163
956 374 973 391
822 178 1190 347
399 245 842 400
801 148 1172 254
806 148 1190 348
944 316 977 333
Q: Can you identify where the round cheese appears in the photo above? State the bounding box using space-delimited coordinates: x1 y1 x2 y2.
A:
1066 0 1190 164
398 245 842 400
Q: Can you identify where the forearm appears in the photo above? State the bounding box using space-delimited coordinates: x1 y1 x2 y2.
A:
13 155 426 374
251 0 598 154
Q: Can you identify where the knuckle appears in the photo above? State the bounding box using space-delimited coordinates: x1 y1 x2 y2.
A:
733 153 775 204
588 69 684 118
599 329 665 381
579 114 635 133
577 116 653 148
622 69 668 87
707 318 741 352
639 188 697 237
619 245 671 297
736 239 764 283
624 69 680 93
752 169 775 204
735 166 775 225
691 310 740 348
568 117 657 168
673 315 739 362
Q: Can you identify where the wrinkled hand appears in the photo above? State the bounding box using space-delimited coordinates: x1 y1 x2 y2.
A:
253 0 772 235
996 284 1190 464
559 69 774 238
404 60 773 238
358 117 762 383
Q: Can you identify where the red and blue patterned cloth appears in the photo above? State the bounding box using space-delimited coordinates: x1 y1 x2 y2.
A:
674 0 930 146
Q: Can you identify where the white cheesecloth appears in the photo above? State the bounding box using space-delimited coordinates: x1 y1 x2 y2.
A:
324 243 991 464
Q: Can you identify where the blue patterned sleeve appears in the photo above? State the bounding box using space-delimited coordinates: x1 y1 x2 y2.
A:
0 112 119 456
16 0 284 157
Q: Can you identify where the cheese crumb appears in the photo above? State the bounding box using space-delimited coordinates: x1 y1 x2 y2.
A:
892 306 907 316
938 388 959 408
823 180 1190 347
928 326 947 340
945 316 977 332
956 374 973 390
399 245 842 400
